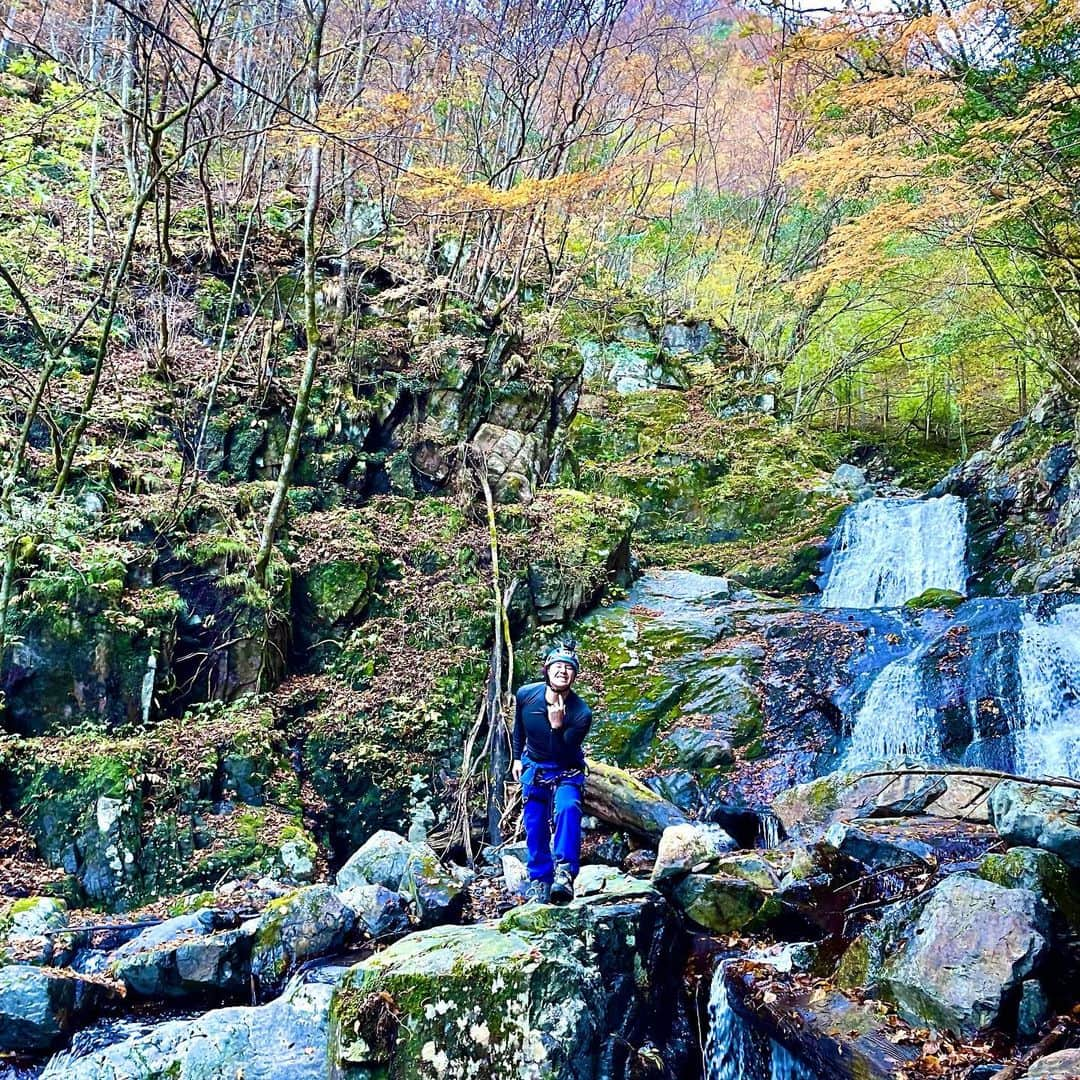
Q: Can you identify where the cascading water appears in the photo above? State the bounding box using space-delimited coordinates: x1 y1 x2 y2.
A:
820 496 968 609
845 647 941 766
705 963 817 1080
1014 603 1080 777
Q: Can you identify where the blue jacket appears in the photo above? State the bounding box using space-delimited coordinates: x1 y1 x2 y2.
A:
512 681 592 769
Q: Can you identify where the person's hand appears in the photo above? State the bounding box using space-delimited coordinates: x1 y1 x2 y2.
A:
512 759 523 783
547 693 565 729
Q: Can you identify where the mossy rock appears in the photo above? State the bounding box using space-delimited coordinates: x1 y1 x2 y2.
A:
330 923 601 1079
905 588 966 611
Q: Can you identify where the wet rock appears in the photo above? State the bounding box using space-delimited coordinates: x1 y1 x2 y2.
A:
44 979 333 1080
990 782 1080 869
666 726 734 768
591 832 631 867
829 464 867 492
0 897 78 966
338 885 411 940
247 884 355 994
109 910 251 999
879 874 1049 1035
672 874 766 933
1028 1048 1080 1077
708 854 781 892
645 770 702 813
1017 979 1051 1039
823 820 936 870
977 846 1080 932
0 965 99 1052
652 822 737 883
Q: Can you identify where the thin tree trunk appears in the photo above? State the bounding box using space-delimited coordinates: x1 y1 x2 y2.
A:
253 0 326 587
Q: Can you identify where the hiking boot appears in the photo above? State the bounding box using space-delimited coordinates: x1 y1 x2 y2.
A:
524 880 550 904
550 864 574 904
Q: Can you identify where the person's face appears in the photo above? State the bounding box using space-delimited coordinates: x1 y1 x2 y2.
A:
547 661 576 691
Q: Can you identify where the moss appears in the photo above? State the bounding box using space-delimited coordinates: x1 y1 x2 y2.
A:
836 936 871 990
905 588 965 611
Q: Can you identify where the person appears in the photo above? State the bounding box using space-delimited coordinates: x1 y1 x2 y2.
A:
511 643 592 904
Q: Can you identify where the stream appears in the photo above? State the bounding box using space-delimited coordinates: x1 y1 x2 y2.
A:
11 493 1080 1079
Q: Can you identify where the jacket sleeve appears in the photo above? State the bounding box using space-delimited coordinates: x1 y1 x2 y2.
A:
512 687 526 760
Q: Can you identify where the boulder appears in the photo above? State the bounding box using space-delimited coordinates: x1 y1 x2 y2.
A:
109 911 251 999
666 726 734 769
0 897 78 966
978 846 1080 932
571 865 658 900
0 964 99 1052
336 830 416 892
879 874 1049 1035
990 782 1080 870
823 821 936 870
1028 1049 1080 1078
43 979 333 1079
672 874 766 933
331 887 689 1080
398 849 465 928
247 885 355 994
338 884 412 940
652 823 738 883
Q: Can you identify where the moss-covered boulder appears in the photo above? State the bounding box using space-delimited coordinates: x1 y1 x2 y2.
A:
247 884 355 995
978 846 1080 932
671 873 768 933
652 823 737 883
331 886 689 1080
3 540 182 735
0 897 78 967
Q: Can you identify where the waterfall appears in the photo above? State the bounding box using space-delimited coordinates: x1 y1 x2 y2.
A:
846 647 941 766
705 964 817 1080
820 496 967 609
1014 604 1080 777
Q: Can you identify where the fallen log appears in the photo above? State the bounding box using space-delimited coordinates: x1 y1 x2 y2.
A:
583 759 689 842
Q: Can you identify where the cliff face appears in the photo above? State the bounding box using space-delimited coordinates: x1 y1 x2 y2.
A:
934 389 1080 594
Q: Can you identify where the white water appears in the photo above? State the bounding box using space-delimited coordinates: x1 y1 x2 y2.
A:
845 649 941 766
1014 604 1080 777
706 964 817 1080
820 496 967 609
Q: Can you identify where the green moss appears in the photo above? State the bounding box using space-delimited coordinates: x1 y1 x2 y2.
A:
905 588 965 611
836 936 871 990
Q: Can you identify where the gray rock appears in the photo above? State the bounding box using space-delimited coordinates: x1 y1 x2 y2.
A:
1018 979 1051 1039
336 830 416 891
500 854 529 898
43 980 333 1079
109 911 251 999
666 726 734 768
572 865 657 900
823 820 936 870
660 321 713 357
1028 1048 1080 1078
0 965 96 1052
653 822 737 883
338 884 412 940
991 782 1080 869
472 423 542 502
671 874 766 933
881 874 1049 1035
830 464 868 491
399 849 465 928
246 885 354 994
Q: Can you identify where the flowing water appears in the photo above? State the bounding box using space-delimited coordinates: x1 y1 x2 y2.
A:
705 963 817 1080
820 495 968 609
1015 603 1080 777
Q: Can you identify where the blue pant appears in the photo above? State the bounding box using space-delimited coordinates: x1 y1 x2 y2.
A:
521 758 585 883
